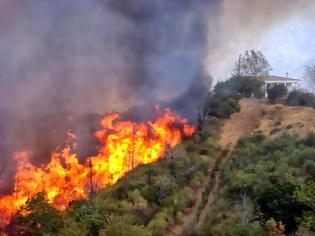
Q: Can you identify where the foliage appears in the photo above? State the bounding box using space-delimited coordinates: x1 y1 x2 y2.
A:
7 135 218 236
265 218 286 236
203 134 315 235
287 90 315 107
9 193 63 236
100 215 152 236
267 84 288 103
214 76 264 98
202 95 240 119
233 50 272 77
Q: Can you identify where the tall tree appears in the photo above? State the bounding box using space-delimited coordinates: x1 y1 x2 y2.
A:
233 50 272 77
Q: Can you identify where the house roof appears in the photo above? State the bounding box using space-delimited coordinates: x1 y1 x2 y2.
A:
257 75 299 82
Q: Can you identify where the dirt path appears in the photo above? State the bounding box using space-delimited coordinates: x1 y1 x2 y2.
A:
165 158 216 236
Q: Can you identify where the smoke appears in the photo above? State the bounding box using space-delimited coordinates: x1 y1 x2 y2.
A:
0 0 219 190
206 0 315 82
1 0 314 191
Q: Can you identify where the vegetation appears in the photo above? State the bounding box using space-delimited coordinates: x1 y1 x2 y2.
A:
287 90 315 107
233 50 272 77
214 76 264 98
6 74 315 236
6 124 222 236
202 95 241 120
200 133 315 235
267 84 288 103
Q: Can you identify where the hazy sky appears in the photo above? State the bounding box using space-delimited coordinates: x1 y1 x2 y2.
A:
263 19 315 86
206 0 315 89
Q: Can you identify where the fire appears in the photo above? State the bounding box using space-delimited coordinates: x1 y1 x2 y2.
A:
0 108 195 228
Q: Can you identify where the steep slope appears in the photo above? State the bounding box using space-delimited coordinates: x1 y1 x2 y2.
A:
218 98 315 150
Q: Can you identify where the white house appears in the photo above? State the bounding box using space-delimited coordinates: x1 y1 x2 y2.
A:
258 75 300 98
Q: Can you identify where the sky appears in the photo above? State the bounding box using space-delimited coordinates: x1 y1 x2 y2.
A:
263 18 315 87
206 0 315 89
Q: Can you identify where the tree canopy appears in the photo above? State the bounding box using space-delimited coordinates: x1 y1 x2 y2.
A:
233 50 272 77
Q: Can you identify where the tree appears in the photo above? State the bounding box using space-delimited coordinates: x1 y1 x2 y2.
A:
267 84 288 103
214 76 263 98
265 218 286 236
305 65 315 90
233 50 272 77
255 181 308 233
8 193 63 236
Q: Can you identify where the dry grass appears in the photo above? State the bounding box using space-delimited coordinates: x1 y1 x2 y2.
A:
218 98 315 149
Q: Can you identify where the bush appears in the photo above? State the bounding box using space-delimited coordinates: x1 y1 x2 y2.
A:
304 160 315 177
303 133 315 147
267 84 288 103
101 215 152 236
184 141 197 153
214 76 264 98
287 90 315 107
147 212 168 236
216 98 241 119
204 96 240 119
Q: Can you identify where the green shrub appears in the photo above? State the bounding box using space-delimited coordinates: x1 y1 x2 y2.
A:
101 215 151 236
216 98 241 119
141 186 158 202
287 90 315 107
147 212 168 236
204 137 216 148
189 171 205 188
214 76 264 98
267 84 288 103
184 141 197 152
304 133 315 147
203 96 240 119
304 160 315 177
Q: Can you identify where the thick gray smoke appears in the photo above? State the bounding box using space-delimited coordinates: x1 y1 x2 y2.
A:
2 0 313 191
0 0 219 190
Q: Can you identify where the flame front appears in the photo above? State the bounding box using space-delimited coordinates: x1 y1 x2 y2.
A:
0 109 195 228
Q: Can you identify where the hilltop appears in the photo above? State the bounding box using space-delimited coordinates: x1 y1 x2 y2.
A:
219 98 315 149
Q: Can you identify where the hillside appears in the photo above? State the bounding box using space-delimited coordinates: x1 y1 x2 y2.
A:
195 99 315 236
219 98 315 149
3 98 315 236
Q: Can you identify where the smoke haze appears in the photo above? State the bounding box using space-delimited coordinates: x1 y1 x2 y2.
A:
0 0 218 189
0 0 314 190
206 0 315 81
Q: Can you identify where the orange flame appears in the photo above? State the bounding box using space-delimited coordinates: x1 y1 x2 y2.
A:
0 108 195 228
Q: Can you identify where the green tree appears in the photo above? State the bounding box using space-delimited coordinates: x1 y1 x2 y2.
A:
256 181 307 233
214 76 263 98
233 50 272 77
267 84 288 103
9 193 62 236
